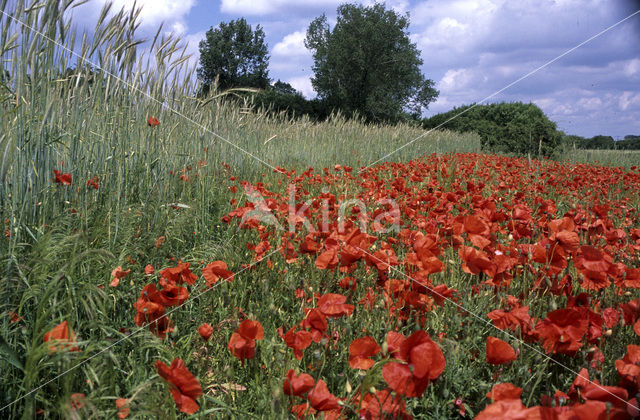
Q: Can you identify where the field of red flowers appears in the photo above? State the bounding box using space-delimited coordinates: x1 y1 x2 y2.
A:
4 152 640 418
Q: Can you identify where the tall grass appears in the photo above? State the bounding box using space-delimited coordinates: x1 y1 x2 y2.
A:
559 148 640 168
0 0 481 232
0 0 481 417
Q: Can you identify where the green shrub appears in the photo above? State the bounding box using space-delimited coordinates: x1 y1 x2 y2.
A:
423 102 560 156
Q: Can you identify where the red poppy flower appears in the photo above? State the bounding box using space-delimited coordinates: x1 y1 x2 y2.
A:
301 308 328 342
602 308 621 329
155 358 202 414
554 230 580 252
228 319 264 363
476 399 527 419
139 281 188 308
576 245 612 272
53 169 72 185
148 316 174 339
159 261 197 285
487 305 532 333
385 331 406 357
382 330 445 397
486 383 522 401
315 248 339 270
621 299 640 326
282 327 312 360
132 288 174 339
148 116 160 126
70 393 85 410
367 246 401 273
110 266 130 287
338 276 357 290
157 279 189 306
115 398 130 419
535 308 588 355
459 245 495 277
43 321 79 352
570 400 629 420
198 323 213 341
616 344 640 394
486 336 517 365
133 290 165 325
300 236 321 254
348 336 381 370
307 379 340 412
623 267 640 289
8 310 22 323
86 177 99 189
316 293 354 318
202 261 234 286
144 264 155 275
283 369 315 397
358 388 411 420
291 402 316 418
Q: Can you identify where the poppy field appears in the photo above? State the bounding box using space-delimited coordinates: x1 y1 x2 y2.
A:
4 149 640 419
2 1 640 419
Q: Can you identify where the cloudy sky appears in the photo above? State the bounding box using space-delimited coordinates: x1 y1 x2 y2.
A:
72 0 640 138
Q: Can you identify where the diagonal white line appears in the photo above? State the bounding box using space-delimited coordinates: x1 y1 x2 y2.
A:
361 8 640 172
356 246 636 411
0 246 283 412
0 8 285 174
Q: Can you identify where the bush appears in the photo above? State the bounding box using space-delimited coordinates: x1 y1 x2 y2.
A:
251 80 335 121
423 102 560 156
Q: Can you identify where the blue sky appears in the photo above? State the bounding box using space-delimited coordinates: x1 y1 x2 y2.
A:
71 0 640 138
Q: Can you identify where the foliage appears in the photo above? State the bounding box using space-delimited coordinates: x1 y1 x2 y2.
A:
618 135 640 150
563 134 640 151
423 102 560 156
305 3 438 123
197 18 270 95
251 80 332 121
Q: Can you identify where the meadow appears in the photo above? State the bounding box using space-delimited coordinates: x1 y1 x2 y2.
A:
2 1 640 419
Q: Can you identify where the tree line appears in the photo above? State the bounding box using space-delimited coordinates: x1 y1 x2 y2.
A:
197 2 638 156
197 3 437 124
561 134 640 151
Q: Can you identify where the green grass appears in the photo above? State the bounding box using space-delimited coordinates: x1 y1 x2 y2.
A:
559 148 640 168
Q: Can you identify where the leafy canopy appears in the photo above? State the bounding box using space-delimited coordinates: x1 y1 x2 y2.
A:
423 102 560 156
305 3 438 123
197 18 270 94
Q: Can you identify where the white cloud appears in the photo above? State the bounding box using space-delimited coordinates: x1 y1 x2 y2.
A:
171 21 187 36
273 31 309 57
99 0 195 27
439 68 474 90
287 76 315 98
182 31 206 72
220 0 274 15
413 0 640 137
71 0 196 42
361 0 410 14
221 0 343 15
577 96 603 111
623 58 640 77
619 91 640 111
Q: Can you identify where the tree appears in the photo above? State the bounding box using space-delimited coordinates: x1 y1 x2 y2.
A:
618 135 640 150
587 135 615 150
423 102 560 156
252 80 334 121
305 3 438 123
197 18 270 95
